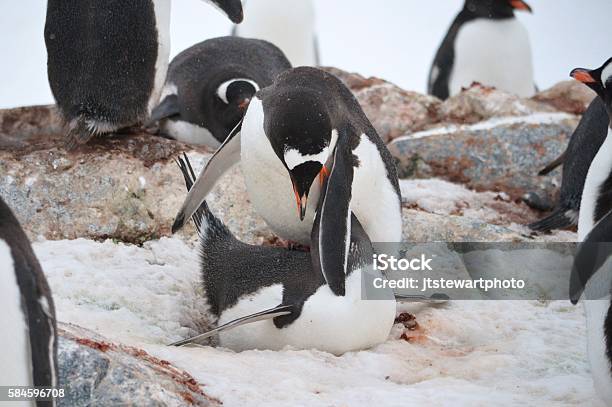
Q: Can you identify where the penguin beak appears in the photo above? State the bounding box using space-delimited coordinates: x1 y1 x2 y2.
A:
292 183 308 221
510 0 532 12
571 68 596 85
238 98 251 111
207 0 244 24
318 165 329 187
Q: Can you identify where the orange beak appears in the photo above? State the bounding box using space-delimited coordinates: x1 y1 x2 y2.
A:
318 165 329 187
571 69 596 84
510 0 532 12
238 98 251 111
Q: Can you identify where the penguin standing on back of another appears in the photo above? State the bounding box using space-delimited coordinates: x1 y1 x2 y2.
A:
528 97 608 232
170 156 396 354
44 0 243 148
0 197 58 404
148 36 292 148
172 67 402 296
568 57 612 405
232 0 319 67
428 0 535 100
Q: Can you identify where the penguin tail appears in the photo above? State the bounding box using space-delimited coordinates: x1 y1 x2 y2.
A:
527 208 577 232
538 151 566 176
175 153 232 241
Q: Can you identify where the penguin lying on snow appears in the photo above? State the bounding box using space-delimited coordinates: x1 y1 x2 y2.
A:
172 67 402 297
528 97 608 232
44 0 243 148
171 156 396 354
232 0 319 67
0 197 58 399
568 57 612 405
428 0 535 100
149 36 292 148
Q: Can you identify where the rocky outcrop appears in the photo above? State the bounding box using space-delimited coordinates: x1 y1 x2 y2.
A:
532 80 597 115
58 323 219 407
324 68 580 143
0 105 271 244
0 70 582 243
388 113 579 202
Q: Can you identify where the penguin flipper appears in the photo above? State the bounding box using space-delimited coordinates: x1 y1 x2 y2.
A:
175 153 204 234
570 210 612 304
147 94 180 126
538 151 566 176
169 305 292 347
311 136 354 297
172 120 242 233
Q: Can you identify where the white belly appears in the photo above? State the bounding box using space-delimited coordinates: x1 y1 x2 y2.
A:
147 0 172 114
585 298 612 404
0 240 33 388
241 100 402 245
162 119 221 148
217 270 396 355
451 18 535 97
235 0 317 66
578 129 612 240
351 135 402 242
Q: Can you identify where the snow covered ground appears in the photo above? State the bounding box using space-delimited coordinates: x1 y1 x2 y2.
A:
34 235 602 406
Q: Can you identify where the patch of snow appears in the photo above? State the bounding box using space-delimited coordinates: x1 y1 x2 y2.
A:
392 112 576 143
400 178 578 242
34 237 599 405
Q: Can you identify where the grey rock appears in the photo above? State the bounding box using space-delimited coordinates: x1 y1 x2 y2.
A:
388 114 579 201
438 83 557 125
402 209 530 242
58 324 219 406
0 105 272 244
532 80 597 115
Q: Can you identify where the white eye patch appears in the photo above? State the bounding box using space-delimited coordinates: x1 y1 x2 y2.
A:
283 129 339 170
217 78 259 104
602 63 612 89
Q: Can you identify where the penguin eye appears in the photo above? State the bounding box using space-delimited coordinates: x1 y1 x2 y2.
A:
216 79 259 104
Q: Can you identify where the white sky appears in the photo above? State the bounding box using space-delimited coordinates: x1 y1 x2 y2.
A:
0 1 610 108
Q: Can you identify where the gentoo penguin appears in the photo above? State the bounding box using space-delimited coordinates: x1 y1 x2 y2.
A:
0 197 58 401
232 0 319 67
44 0 243 148
172 67 402 296
428 0 535 100
148 36 292 148
568 57 612 405
170 155 395 354
529 97 608 232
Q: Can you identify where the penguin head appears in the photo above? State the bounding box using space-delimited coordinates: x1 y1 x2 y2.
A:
464 0 532 18
206 0 244 23
571 58 612 117
264 92 336 221
215 78 259 134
